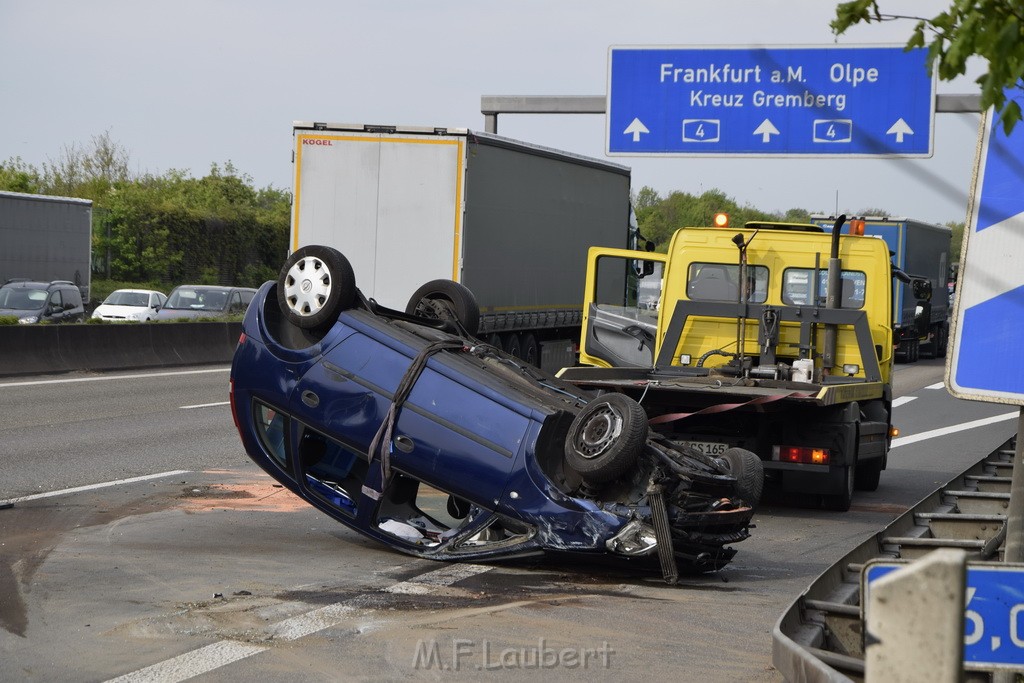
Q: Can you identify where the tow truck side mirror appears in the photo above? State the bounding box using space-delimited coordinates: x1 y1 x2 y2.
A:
912 278 932 301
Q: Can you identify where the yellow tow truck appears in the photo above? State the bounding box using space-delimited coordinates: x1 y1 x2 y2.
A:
558 215 898 511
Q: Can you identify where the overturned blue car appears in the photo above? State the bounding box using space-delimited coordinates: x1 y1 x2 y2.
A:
229 246 761 579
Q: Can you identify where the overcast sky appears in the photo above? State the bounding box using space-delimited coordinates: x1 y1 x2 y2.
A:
0 0 984 226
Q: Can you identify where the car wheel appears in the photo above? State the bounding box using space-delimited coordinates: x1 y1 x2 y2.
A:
405 279 480 336
718 447 764 508
278 246 356 329
564 394 648 484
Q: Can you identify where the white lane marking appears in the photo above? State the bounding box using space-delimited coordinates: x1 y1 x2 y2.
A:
0 367 229 388
180 401 230 409
926 382 945 390
892 396 917 408
104 562 494 683
1 470 191 506
891 411 1018 448
384 562 494 594
105 641 266 683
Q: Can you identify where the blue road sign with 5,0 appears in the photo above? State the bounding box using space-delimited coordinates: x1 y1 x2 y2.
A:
948 87 1024 404
865 562 1024 669
607 45 935 157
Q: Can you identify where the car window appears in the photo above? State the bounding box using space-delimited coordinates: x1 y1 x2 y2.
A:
228 292 242 312
240 290 254 306
49 290 63 309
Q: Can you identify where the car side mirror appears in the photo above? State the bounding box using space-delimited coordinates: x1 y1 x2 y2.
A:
642 260 656 277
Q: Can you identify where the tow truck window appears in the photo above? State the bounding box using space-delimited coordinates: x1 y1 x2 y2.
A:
686 263 768 303
782 269 866 308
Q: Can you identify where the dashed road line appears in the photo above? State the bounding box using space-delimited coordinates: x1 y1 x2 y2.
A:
104 562 495 683
0 367 229 388
1 470 191 506
891 411 1017 448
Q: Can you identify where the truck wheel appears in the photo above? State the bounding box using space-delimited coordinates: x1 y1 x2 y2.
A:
405 280 480 336
503 333 522 358
719 448 764 508
856 458 883 491
823 465 855 511
278 245 357 330
521 333 540 367
565 394 648 484
937 324 949 358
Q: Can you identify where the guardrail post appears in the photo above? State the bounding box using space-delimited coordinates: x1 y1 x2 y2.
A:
865 548 966 683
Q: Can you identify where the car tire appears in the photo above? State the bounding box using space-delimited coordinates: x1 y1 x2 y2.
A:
405 280 480 336
719 447 764 508
564 394 648 484
277 245 357 330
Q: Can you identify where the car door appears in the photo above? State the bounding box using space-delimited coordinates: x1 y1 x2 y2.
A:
44 290 64 323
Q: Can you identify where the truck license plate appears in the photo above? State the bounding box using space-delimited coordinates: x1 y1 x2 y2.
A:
680 441 727 456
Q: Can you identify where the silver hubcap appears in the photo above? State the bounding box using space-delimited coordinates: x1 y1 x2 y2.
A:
574 405 623 459
284 256 332 317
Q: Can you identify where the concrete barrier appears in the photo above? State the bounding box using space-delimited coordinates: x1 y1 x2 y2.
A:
0 322 243 377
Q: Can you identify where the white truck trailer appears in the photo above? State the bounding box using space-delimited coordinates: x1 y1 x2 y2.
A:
0 190 93 302
289 122 637 371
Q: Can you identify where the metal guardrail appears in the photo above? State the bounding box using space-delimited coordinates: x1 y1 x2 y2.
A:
773 435 1017 682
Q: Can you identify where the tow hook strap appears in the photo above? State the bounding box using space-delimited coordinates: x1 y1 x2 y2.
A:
648 483 678 585
647 390 815 426
368 339 466 484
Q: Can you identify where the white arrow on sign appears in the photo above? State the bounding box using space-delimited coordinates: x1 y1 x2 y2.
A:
623 118 649 142
886 118 914 143
753 119 780 143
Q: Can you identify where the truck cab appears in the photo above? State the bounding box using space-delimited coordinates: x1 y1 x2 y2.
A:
560 219 897 510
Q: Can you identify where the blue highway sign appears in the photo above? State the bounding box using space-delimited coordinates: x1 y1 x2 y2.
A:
948 88 1024 404
607 45 935 157
865 562 1024 669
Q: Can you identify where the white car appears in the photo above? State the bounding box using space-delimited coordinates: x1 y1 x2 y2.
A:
91 289 167 322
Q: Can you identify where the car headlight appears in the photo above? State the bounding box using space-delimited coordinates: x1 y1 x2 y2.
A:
91 311 101 319
18 316 38 324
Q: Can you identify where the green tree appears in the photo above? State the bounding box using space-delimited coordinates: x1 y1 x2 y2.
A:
0 157 44 194
832 1 1024 133
42 129 133 200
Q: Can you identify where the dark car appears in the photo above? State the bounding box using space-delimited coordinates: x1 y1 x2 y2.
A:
0 279 86 323
155 285 256 321
229 246 761 579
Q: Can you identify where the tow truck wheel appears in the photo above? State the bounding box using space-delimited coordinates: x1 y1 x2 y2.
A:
719 448 764 508
278 245 357 329
565 394 647 484
824 464 855 511
405 280 480 336
856 457 883 491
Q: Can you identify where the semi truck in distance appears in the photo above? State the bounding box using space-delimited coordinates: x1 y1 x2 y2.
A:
0 190 93 303
812 215 951 362
289 122 638 372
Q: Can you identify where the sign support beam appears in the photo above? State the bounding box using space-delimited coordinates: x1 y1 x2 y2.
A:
481 93 979 133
